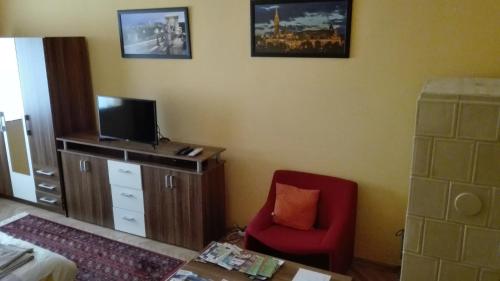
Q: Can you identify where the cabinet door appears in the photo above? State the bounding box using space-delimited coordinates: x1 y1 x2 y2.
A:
85 156 114 228
143 166 203 250
61 152 113 228
0 128 12 197
61 152 86 221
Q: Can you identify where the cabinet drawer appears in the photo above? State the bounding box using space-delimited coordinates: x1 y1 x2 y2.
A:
34 177 61 195
111 185 144 213
113 207 145 237
33 164 59 180
107 160 142 189
36 191 63 213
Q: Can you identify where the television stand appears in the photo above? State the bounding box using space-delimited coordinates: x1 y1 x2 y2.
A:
56 132 226 250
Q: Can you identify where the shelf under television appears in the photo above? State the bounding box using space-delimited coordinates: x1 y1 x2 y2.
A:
56 132 225 173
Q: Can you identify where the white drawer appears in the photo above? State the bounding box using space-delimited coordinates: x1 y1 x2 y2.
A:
107 160 142 190
111 185 144 213
113 207 146 237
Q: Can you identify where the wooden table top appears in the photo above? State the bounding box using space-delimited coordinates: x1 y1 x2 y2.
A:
170 252 352 281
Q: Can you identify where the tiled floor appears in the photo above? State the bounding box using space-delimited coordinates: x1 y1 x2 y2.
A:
0 198 400 281
0 198 198 262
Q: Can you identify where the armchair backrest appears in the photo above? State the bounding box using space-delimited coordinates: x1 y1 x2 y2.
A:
268 170 358 229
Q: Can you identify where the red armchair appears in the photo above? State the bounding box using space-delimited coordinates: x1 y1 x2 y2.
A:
244 170 358 273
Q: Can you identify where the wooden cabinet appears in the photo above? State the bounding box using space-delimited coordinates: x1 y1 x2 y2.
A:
143 164 226 250
61 152 113 228
0 126 12 197
58 134 226 251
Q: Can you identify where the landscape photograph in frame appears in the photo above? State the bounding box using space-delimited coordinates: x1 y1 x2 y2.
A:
251 0 352 58
118 7 192 59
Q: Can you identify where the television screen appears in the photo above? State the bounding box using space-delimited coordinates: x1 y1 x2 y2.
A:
97 96 158 145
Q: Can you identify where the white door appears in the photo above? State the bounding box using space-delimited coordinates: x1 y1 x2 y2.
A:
0 38 36 202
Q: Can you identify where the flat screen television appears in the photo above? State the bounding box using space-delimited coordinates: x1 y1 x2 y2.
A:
97 95 158 145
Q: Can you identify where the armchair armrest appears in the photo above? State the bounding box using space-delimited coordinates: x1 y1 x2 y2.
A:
321 214 351 250
246 199 275 234
320 189 357 273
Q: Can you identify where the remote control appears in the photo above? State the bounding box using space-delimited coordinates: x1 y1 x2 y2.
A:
188 147 203 157
176 146 191 156
182 148 194 155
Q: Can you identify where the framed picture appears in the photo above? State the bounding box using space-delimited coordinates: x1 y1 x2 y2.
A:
117 7 192 59
251 0 352 58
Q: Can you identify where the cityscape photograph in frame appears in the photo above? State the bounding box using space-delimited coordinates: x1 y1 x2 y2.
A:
117 7 192 59
251 0 352 58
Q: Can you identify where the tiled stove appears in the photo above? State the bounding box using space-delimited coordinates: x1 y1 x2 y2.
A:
401 78 500 281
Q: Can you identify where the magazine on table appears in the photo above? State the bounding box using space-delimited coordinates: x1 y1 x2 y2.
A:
196 242 284 280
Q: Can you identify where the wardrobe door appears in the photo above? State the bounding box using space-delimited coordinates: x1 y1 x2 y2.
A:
0 38 36 202
43 37 97 136
15 38 59 179
0 119 12 197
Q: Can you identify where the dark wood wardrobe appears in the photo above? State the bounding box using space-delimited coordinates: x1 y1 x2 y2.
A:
9 37 96 213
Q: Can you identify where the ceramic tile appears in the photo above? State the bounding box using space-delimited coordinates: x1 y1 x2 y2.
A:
412 137 433 176
438 261 478 281
490 188 500 229
416 100 457 137
480 270 500 281
463 226 500 268
422 219 463 261
431 139 474 182
408 177 449 219
475 143 500 186
401 253 438 281
458 103 500 141
404 216 424 253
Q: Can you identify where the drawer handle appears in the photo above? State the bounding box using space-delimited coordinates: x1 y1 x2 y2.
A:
120 192 135 198
39 197 57 205
36 170 55 176
122 216 136 222
118 169 132 174
38 183 56 191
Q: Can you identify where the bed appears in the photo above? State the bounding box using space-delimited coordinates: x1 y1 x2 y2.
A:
0 231 77 281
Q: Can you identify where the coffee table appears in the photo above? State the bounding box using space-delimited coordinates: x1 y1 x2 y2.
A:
170 248 352 281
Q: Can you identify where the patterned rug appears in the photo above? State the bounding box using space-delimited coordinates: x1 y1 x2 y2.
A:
0 214 184 281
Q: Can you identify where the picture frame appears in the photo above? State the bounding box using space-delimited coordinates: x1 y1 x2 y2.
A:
251 0 352 58
117 7 192 59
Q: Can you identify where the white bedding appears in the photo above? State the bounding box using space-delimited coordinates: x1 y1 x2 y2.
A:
0 228 77 281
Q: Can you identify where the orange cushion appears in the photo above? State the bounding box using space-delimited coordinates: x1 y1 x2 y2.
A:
272 183 320 230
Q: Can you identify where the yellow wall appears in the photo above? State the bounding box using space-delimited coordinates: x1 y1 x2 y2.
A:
1 0 498 265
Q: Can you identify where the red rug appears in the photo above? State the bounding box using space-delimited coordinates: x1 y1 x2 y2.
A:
0 215 184 281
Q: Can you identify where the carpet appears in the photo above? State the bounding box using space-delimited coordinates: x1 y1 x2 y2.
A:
0 214 184 281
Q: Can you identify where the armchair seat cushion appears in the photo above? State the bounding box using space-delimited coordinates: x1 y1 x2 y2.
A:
250 225 327 255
